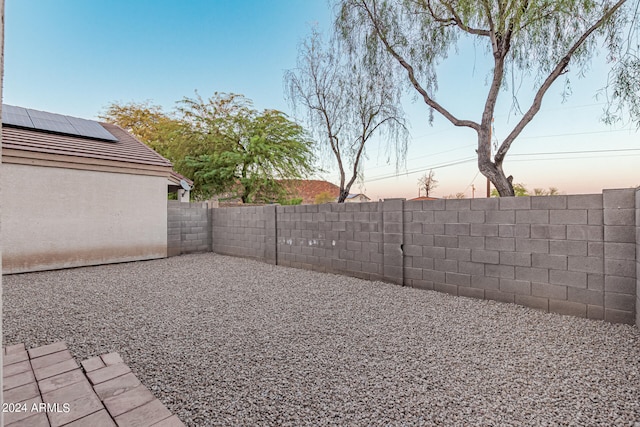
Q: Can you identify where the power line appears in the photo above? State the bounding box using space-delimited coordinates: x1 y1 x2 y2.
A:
365 143 476 172
509 153 640 162
464 170 481 192
365 127 635 173
409 102 611 136
516 128 637 140
365 157 477 183
510 148 640 157
363 147 640 183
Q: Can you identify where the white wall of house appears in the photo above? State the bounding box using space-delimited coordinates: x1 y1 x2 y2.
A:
2 163 167 274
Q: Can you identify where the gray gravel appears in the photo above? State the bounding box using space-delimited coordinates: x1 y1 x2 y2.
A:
3 253 640 426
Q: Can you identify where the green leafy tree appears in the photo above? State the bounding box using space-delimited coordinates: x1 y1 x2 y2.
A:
338 0 639 196
285 28 408 203
491 183 530 197
182 93 316 203
315 191 337 204
100 101 186 161
603 40 640 127
533 187 560 196
279 197 303 205
103 94 316 201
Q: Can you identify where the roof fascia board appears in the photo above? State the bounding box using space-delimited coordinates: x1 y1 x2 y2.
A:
3 149 171 177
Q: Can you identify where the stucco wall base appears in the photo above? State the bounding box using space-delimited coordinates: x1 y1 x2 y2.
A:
4 244 167 274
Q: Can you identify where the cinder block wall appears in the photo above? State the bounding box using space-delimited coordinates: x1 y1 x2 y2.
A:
636 188 640 326
203 189 638 325
603 189 637 323
276 202 384 280
167 201 211 256
211 205 276 263
401 190 636 324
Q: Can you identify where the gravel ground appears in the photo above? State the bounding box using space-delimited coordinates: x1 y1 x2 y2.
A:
3 253 640 426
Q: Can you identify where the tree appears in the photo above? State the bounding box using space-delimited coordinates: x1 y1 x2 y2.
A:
491 183 528 197
102 94 316 201
338 0 639 196
181 93 316 203
417 170 438 197
444 192 466 199
533 187 560 196
315 191 336 204
285 28 408 203
490 183 559 197
102 99 231 200
603 27 640 127
100 101 186 161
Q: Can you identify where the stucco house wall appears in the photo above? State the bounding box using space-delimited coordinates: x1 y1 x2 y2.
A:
2 107 173 274
2 164 167 273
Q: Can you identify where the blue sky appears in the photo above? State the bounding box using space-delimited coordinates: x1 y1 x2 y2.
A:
4 0 639 199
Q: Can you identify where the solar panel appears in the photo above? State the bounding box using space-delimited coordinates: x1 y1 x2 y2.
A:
2 104 118 142
26 108 62 119
2 105 34 128
66 115 118 142
30 115 80 136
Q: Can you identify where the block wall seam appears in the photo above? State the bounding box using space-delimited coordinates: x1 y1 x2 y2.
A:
382 199 405 286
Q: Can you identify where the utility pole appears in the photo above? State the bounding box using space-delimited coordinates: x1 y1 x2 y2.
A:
486 175 490 197
472 184 475 199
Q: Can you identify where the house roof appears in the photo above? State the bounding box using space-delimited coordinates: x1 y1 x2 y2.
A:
169 170 193 186
281 179 340 204
346 193 370 200
408 196 439 201
2 120 173 169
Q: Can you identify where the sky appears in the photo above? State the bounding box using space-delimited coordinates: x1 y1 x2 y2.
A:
4 0 639 200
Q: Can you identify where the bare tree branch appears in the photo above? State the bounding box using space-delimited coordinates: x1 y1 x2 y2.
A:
361 0 480 131
495 0 628 164
286 25 408 202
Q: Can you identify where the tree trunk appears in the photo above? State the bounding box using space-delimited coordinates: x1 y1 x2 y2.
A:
337 189 349 203
477 131 514 197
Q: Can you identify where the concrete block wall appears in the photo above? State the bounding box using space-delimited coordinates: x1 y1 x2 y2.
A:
167 201 211 256
636 188 640 326
603 189 637 324
401 193 637 323
383 199 404 285
276 202 383 280
202 189 639 325
211 205 275 263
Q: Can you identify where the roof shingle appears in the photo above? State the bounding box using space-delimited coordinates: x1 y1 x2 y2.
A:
2 119 172 169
